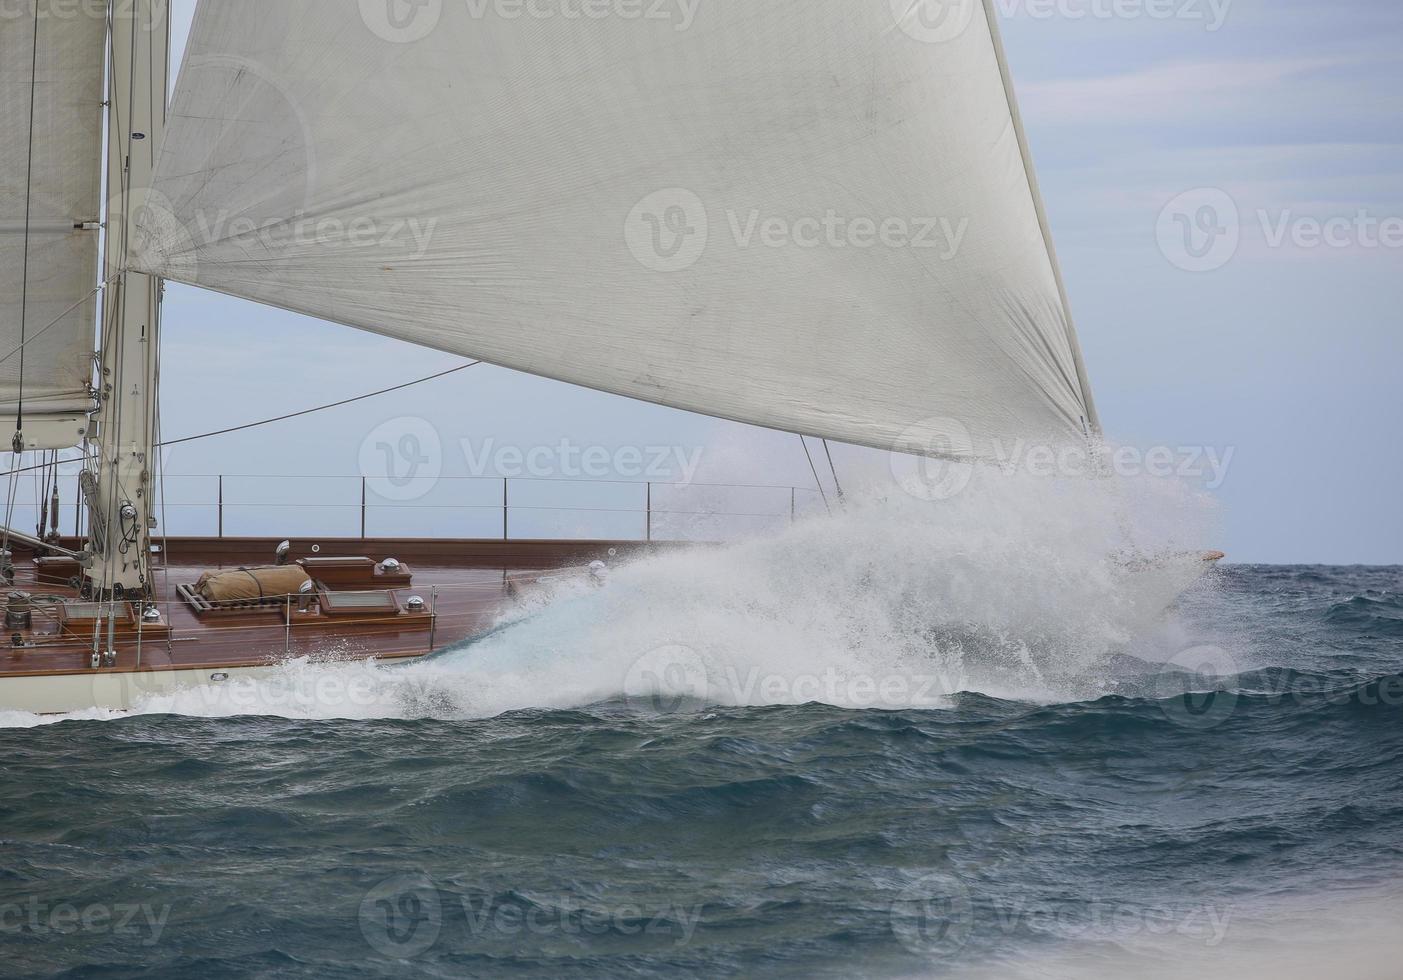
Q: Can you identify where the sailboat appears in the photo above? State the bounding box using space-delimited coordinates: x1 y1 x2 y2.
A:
0 0 1218 714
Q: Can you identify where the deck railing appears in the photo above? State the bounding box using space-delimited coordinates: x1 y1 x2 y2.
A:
6 474 828 544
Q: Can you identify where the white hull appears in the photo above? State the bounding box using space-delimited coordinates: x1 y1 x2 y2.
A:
1119 551 1224 637
0 663 289 716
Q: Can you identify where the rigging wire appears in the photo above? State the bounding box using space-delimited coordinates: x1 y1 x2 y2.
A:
14 7 42 451
152 300 173 658
3 10 44 566
0 361 486 482
798 435 831 516
0 274 121 371
157 361 483 447
821 438 845 502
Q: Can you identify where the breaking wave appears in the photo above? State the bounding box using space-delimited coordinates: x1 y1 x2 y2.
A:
3 466 1222 727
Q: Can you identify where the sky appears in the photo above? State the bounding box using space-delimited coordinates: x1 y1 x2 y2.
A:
153 0 1402 564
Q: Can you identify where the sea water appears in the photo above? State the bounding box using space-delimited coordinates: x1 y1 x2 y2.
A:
1 473 1399 978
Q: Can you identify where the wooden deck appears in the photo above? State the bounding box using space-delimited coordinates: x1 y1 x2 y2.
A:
0 537 661 681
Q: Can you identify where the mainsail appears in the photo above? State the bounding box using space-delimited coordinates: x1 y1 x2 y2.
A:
135 0 1098 457
0 7 106 442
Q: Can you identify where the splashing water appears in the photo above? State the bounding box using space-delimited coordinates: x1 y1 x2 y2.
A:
4 560 1398 980
5 466 1220 727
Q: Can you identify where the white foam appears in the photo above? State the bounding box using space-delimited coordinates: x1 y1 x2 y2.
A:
4 465 1219 725
938 886 1403 980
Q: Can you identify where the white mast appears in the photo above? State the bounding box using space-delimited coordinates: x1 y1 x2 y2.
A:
88 0 168 597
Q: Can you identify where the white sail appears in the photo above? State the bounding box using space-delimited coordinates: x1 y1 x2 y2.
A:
136 0 1097 457
0 7 105 439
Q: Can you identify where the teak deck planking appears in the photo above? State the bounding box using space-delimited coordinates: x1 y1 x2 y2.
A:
0 537 664 680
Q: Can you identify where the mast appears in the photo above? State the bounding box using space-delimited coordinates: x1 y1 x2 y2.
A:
88 0 168 597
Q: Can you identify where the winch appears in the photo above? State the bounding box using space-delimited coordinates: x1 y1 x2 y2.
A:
5 591 32 631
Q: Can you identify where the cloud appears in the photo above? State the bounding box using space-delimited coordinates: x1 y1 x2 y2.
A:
1021 58 1342 124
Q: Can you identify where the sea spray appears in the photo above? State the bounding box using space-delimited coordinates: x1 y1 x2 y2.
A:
30 465 1219 724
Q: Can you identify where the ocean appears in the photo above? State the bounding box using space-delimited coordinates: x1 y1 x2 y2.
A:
2 493 1401 977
